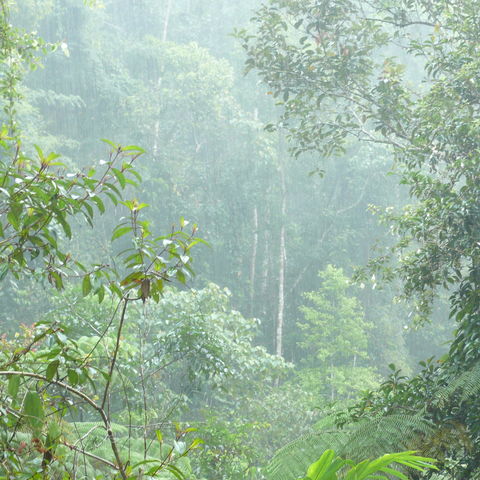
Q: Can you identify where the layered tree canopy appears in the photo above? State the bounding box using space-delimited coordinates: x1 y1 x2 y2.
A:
1 0 479 479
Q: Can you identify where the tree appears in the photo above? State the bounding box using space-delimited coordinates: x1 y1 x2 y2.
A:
25 282 291 480
297 265 378 401
240 0 480 477
0 2 202 478
10 0 424 373
239 0 480 323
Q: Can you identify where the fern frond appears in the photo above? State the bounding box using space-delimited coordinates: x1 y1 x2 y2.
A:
267 415 434 480
434 361 480 406
344 415 435 461
428 466 480 480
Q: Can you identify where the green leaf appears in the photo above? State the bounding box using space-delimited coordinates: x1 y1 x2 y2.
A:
122 145 145 154
188 438 204 450
23 391 44 435
50 271 64 290
306 450 336 480
112 168 126 189
96 284 105 303
132 459 162 470
105 191 119 206
120 271 143 286
0 264 9 282
111 225 132 241
166 464 186 480
33 144 44 162
67 369 79 385
101 138 118 150
8 375 20 400
128 167 142 183
133 201 149 211
46 360 60 381
103 182 122 198
44 151 62 166
109 282 123 298
91 195 105 214
82 274 92 296
176 269 186 284
56 213 72 239
82 201 94 220
7 204 22 230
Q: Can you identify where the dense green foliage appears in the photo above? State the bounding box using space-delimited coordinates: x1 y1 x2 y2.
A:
241 0 480 478
300 449 436 480
297 266 378 402
1 0 478 479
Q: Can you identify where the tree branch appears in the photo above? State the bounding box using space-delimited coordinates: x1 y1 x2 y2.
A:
0 370 127 479
101 296 129 411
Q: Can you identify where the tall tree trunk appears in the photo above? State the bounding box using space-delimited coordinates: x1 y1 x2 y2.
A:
162 0 172 42
152 74 163 159
260 230 269 322
276 162 287 358
249 206 258 317
330 361 335 402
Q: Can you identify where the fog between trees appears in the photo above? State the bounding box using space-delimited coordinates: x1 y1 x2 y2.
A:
2 1 477 479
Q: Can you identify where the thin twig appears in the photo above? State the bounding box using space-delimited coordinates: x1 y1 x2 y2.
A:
101 296 129 410
0 370 127 479
62 440 118 470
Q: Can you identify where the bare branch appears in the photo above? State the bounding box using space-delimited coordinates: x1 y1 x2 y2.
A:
0 370 127 479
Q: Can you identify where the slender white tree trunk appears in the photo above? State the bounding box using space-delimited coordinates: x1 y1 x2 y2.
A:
260 230 269 320
276 162 287 358
249 206 258 317
330 361 335 402
152 74 163 158
162 0 172 42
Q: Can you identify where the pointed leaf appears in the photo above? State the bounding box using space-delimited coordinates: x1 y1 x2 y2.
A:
112 226 132 241
8 375 20 400
23 391 44 435
82 274 92 296
46 360 60 381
